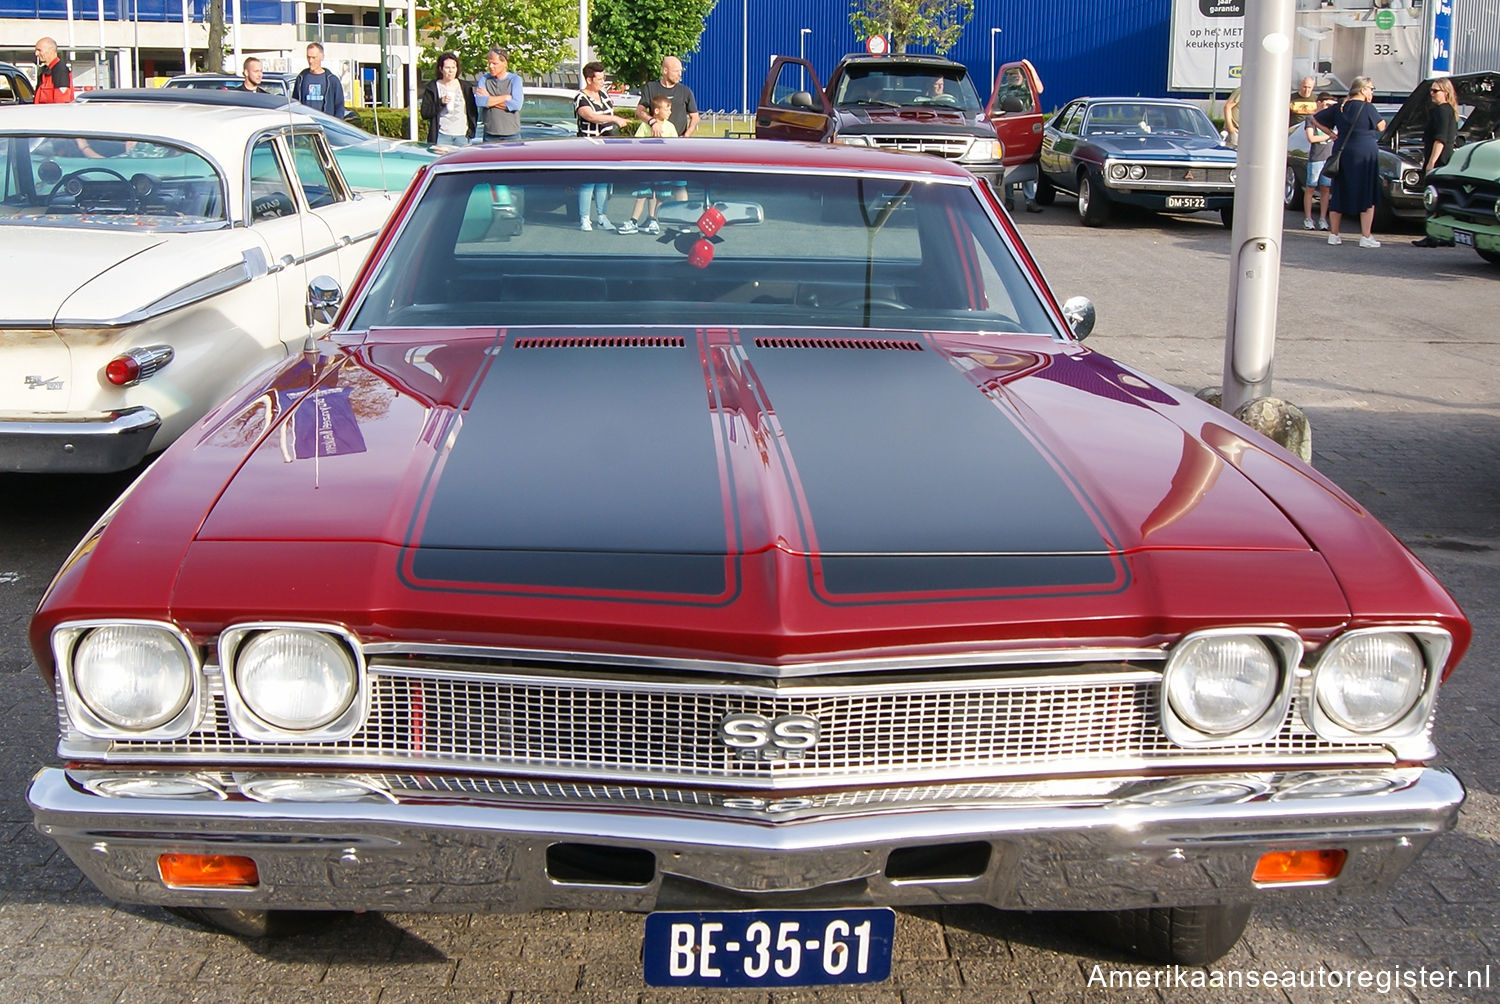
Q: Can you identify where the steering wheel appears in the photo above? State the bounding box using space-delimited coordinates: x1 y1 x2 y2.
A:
46 167 139 212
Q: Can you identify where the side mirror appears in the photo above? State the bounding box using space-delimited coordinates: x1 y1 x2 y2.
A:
306 275 343 326
1061 296 1096 340
790 91 816 111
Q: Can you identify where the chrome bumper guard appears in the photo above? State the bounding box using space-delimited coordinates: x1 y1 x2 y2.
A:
29 766 1462 915
0 407 159 473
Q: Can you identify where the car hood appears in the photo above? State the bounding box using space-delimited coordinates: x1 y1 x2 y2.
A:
1 228 258 327
837 106 994 138
1430 136 1500 179
165 328 1359 659
1385 70 1500 146
1085 135 1235 161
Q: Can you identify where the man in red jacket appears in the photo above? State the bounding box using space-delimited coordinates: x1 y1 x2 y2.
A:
33 37 74 103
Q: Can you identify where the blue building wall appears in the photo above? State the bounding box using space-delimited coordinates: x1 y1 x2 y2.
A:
1 0 284 25
689 0 1171 112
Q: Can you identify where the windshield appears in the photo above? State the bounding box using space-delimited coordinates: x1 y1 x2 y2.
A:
1082 103 1220 139
834 69 983 112
349 167 1055 336
0 134 226 229
524 95 579 125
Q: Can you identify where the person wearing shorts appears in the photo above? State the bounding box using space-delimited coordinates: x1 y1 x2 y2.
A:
1302 92 1337 231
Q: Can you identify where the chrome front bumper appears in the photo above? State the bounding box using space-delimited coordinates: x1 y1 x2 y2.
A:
29 766 1463 915
0 407 159 473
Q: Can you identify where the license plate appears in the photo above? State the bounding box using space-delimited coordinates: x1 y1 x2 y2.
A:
1167 195 1207 209
1453 229 1475 247
643 907 895 987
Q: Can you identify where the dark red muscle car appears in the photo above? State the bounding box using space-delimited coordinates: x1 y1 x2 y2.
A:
28 138 1468 984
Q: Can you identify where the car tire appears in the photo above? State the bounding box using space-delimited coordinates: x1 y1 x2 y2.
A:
1077 170 1111 227
1284 166 1300 209
1080 904 1252 965
165 906 325 938
1035 172 1057 206
1478 249 1500 266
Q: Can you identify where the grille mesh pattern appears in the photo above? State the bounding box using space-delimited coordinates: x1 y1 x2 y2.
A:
866 136 972 159
97 667 1384 783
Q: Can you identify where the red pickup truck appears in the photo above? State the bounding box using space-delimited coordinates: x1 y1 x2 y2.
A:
755 53 1044 201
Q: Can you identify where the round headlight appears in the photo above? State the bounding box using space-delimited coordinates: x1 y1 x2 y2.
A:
1228 168 1237 184
1165 635 1280 736
1494 198 1500 223
1403 168 1422 189
1423 185 1439 210
1109 164 1128 180
72 625 194 731
1315 633 1425 733
1128 164 1146 181
235 630 356 731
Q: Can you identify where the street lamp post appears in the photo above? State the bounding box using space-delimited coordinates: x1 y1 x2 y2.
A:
378 0 388 106
990 27 1002 88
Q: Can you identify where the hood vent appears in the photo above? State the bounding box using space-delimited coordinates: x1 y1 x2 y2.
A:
754 336 924 351
512 335 686 350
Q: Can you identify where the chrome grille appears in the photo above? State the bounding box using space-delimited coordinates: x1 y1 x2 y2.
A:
866 135 972 159
88 664 1388 788
1431 180 1500 225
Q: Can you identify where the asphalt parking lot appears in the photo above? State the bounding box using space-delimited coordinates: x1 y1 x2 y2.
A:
1 202 1498 1003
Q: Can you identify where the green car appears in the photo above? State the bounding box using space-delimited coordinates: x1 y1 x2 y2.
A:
303 107 439 194
1423 137 1500 266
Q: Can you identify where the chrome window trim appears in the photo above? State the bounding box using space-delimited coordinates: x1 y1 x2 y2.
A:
52 618 205 740
337 159 1070 342
1158 628 1303 748
1303 626 1452 742
217 621 369 743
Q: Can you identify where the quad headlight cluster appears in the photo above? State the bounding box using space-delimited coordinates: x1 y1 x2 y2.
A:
56 620 366 742
1161 627 1450 746
1107 163 1149 182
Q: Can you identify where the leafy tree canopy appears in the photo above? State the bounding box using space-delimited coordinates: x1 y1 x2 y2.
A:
590 0 718 89
849 0 973 55
416 0 576 78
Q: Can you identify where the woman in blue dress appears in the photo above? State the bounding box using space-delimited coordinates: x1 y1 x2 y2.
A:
1312 76 1387 248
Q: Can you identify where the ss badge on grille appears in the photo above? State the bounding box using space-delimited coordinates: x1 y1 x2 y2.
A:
717 713 821 762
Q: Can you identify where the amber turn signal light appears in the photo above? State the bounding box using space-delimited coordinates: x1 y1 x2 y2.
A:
1253 848 1347 884
158 853 259 888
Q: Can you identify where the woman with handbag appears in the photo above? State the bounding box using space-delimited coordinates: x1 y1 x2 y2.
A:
1311 76 1386 248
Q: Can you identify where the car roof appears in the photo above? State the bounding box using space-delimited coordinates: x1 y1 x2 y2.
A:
3 93 319 159
435 136 979 179
166 71 297 83
838 53 965 69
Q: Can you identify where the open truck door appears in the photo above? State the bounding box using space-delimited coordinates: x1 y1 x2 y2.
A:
755 56 831 143
985 59 1045 188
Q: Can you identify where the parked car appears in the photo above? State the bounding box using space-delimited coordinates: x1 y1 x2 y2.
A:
162 70 298 97
469 85 580 141
1286 72 1500 227
1423 136 1500 265
81 88 438 195
27 139 1468 981
754 53 1036 193
1 59 35 103
0 95 400 473
1038 97 1238 227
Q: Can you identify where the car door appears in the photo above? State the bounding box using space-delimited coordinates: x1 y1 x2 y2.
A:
284 128 387 285
985 59 1044 170
1041 102 1085 186
246 132 340 351
756 56 832 143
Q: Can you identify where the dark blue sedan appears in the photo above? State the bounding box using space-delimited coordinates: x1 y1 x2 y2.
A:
1037 98 1237 227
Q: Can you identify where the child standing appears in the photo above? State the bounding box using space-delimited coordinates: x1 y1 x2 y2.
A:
617 97 677 235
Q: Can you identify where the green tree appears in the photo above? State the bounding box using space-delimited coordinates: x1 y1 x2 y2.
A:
590 0 718 89
849 0 973 55
415 0 576 78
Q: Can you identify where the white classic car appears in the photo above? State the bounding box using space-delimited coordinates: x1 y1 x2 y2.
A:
1 96 403 473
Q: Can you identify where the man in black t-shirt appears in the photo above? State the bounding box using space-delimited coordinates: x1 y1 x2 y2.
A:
636 56 699 137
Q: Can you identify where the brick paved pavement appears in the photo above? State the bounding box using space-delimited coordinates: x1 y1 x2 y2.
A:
2 207 1497 1002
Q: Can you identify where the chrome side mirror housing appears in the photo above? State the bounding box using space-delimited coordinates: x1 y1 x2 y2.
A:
306 275 343 327
1061 296 1096 341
